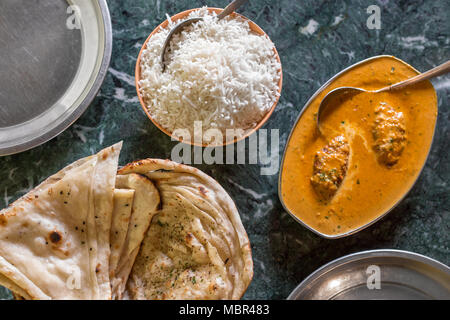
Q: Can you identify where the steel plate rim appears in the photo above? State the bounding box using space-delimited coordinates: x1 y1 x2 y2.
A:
277 55 438 239
287 249 450 300
0 0 113 156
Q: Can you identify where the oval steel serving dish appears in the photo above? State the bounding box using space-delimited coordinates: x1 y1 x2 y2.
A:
0 0 112 156
278 55 437 239
288 249 450 300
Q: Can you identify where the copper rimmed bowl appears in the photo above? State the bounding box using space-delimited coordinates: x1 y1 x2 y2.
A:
135 7 283 147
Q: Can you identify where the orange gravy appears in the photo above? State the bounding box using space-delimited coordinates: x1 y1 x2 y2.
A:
280 56 437 237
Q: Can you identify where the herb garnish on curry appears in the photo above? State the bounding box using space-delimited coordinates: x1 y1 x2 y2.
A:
280 56 437 237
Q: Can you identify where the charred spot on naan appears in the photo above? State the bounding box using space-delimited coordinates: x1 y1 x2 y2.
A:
0 214 7 226
0 209 18 226
185 232 194 244
198 186 208 197
100 146 114 160
48 231 62 244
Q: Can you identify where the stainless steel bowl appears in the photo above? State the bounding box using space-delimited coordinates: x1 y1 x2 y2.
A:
288 249 450 300
0 0 112 155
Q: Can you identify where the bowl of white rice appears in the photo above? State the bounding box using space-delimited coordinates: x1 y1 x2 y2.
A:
135 7 282 147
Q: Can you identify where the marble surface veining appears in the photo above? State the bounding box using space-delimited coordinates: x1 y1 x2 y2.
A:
0 0 449 299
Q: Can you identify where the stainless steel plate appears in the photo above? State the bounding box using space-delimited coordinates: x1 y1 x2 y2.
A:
288 250 450 300
0 0 112 155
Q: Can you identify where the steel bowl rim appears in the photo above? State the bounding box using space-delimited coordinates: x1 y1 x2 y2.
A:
0 0 113 156
287 249 450 300
277 55 438 239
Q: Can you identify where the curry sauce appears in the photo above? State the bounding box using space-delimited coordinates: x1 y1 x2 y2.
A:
280 56 437 237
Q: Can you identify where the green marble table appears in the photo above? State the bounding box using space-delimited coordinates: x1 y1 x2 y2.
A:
0 0 449 300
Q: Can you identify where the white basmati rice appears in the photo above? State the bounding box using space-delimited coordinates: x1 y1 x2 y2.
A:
139 8 281 145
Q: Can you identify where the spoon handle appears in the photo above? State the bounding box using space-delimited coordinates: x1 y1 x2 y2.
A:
381 60 450 92
217 0 249 20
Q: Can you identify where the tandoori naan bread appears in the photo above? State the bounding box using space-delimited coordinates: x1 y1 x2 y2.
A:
110 173 160 299
0 143 121 299
119 159 253 300
0 146 253 300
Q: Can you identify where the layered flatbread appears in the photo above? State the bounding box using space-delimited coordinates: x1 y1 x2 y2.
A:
110 173 160 299
0 146 253 300
0 143 121 299
119 159 253 300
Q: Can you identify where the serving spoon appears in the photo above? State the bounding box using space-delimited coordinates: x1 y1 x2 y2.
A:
160 0 249 71
317 59 450 133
